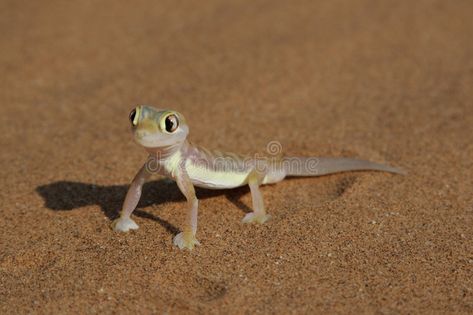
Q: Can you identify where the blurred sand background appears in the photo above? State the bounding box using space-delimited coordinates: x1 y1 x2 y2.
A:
1 0 473 313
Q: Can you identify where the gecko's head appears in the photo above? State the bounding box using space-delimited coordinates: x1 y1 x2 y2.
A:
128 105 189 148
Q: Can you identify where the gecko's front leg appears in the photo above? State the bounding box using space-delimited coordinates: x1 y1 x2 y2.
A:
112 163 152 232
242 170 271 224
173 165 200 250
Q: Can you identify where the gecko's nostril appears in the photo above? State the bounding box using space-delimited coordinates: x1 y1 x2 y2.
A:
129 109 137 126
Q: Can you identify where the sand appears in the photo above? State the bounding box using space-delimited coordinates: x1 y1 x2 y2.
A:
1 0 473 314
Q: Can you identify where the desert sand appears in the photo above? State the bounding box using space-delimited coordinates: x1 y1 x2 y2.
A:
1 0 473 314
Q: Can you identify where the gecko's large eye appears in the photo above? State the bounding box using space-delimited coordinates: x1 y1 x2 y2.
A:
164 114 179 133
129 109 137 126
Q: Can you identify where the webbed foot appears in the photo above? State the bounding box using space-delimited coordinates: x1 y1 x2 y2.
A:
173 232 200 250
242 213 271 224
111 217 139 232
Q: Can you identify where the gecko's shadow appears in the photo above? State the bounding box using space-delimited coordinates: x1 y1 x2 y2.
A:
36 180 251 236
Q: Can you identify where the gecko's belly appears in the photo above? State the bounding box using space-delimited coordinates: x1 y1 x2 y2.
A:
185 161 250 189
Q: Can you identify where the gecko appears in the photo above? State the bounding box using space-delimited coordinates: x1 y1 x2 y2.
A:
111 105 404 250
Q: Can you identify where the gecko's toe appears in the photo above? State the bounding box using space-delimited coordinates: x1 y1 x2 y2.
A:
173 232 200 250
242 213 271 224
111 217 139 232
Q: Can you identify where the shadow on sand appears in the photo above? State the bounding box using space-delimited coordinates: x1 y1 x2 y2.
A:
36 179 252 235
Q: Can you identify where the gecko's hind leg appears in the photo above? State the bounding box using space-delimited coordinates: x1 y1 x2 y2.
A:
242 170 271 224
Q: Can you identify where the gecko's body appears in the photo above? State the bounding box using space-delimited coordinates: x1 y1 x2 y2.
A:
170 144 255 189
112 105 404 250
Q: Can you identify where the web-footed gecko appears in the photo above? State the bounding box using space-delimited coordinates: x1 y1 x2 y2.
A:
112 105 404 250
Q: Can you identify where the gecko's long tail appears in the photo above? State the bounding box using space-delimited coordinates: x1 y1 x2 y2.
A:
282 157 405 177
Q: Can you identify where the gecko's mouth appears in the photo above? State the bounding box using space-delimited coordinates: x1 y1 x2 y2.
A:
133 128 180 148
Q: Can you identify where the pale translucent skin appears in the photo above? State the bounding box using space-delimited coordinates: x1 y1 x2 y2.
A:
112 105 405 250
